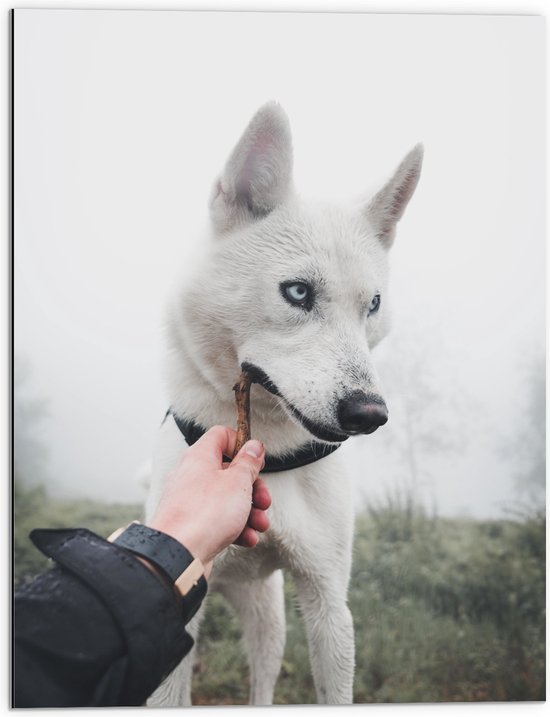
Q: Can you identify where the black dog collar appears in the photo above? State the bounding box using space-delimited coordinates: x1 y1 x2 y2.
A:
166 409 343 473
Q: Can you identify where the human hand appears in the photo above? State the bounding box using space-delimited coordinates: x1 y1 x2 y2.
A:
148 426 271 577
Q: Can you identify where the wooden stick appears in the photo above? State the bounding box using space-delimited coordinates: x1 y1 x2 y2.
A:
232 370 252 457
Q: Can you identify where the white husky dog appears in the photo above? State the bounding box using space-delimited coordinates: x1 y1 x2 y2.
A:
145 102 422 706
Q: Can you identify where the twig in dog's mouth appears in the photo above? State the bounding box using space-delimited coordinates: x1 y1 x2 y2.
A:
232 369 252 457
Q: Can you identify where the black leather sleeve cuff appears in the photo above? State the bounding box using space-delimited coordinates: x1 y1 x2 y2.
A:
27 528 195 705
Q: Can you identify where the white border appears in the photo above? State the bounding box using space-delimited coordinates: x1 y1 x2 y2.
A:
4 2 547 715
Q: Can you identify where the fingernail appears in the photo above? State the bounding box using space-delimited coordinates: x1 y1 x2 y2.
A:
245 440 264 458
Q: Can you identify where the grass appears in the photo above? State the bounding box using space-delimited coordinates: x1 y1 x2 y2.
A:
349 501 545 702
13 482 545 703
13 480 144 587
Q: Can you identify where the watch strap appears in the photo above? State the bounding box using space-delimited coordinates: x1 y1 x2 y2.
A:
112 522 195 583
109 522 207 621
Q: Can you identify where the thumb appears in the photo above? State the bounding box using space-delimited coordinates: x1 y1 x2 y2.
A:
229 439 265 482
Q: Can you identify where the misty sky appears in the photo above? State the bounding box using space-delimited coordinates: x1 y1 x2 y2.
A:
14 10 545 518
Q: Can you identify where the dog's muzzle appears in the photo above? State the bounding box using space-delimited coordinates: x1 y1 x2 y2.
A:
242 362 388 441
337 391 388 435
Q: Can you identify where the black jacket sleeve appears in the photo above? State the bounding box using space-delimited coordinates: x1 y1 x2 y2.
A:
13 528 197 707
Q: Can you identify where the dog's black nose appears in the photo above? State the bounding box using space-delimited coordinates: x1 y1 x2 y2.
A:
337 391 388 435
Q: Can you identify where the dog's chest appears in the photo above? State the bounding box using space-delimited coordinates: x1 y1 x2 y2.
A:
212 454 352 585
212 537 286 586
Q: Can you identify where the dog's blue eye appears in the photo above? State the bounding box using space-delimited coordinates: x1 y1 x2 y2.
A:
368 294 381 315
281 281 312 309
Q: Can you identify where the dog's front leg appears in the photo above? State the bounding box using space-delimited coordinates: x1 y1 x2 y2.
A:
221 569 286 705
293 572 355 704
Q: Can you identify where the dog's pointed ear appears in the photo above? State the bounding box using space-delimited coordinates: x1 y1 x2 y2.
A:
209 102 294 233
365 144 423 248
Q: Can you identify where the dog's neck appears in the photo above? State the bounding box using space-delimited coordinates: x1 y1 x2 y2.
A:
165 322 315 458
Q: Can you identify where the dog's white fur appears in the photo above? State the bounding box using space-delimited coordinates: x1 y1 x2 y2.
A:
145 103 423 706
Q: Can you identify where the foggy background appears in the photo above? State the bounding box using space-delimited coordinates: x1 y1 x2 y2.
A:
14 10 545 519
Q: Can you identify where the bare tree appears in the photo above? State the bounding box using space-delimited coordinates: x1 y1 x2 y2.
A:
376 319 467 505
503 351 545 509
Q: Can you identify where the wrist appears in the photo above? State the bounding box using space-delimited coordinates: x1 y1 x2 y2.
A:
144 521 214 580
107 522 208 622
147 514 215 567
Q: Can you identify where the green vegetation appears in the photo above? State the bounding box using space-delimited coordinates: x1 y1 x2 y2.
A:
350 500 545 702
13 483 545 703
13 480 142 587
